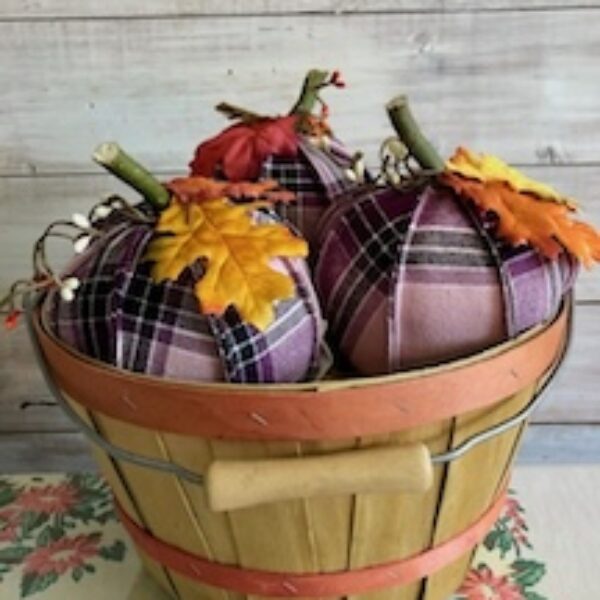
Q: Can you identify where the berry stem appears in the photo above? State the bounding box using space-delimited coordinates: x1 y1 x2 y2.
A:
386 96 445 172
93 143 170 209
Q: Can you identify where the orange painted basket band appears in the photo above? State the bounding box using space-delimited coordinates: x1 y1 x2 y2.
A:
34 304 567 441
117 489 506 597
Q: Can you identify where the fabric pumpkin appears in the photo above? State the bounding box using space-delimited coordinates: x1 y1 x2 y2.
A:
190 126 356 246
44 206 323 384
314 182 577 375
188 69 359 245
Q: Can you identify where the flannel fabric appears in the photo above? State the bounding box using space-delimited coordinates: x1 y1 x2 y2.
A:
260 136 355 244
315 183 577 375
45 210 321 384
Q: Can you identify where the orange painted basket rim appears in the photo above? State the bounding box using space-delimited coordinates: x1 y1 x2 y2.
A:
32 299 569 441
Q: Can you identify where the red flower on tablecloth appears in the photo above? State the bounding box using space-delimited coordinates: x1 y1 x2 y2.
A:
0 504 23 542
459 565 523 600
0 513 19 542
22 534 100 576
15 483 78 516
503 496 530 549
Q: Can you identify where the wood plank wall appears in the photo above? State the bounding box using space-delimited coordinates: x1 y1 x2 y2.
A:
1 0 599 471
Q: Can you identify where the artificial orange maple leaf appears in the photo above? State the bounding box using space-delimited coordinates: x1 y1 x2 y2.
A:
297 113 333 138
446 147 577 209
144 198 308 330
441 172 600 267
166 177 295 205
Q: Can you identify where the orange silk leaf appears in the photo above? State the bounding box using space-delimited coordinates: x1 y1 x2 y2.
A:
441 172 600 267
144 198 308 330
166 176 295 205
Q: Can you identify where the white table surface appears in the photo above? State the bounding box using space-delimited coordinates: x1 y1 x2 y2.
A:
512 464 600 598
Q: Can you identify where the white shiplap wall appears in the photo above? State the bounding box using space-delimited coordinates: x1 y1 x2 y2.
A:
1 0 599 470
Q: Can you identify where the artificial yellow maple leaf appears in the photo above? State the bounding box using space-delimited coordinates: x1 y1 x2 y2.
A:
446 147 577 209
144 198 308 330
441 171 600 267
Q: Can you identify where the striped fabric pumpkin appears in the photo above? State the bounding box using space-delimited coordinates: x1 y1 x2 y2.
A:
314 182 577 375
44 208 323 384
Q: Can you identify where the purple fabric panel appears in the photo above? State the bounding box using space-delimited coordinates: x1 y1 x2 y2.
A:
113 259 225 382
260 137 354 244
47 224 150 363
314 187 420 373
391 186 506 371
260 154 326 245
497 244 578 336
343 285 389 372
297 137 354 200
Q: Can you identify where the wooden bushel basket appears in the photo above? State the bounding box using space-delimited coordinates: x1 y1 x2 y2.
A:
27 295 571 600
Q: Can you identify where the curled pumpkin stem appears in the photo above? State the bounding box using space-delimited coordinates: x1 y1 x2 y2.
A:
290 69 330 115
215 69 344 125
93 142 170 209
386 96 445 173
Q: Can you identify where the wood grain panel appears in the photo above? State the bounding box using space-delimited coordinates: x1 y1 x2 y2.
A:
1 10 599 175
520 424 600 463
0 174 154 294
0 432 96 472
1 1 599 19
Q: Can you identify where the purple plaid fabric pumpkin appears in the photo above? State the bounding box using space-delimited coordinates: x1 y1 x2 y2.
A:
315 183 577 375
44 209 323 384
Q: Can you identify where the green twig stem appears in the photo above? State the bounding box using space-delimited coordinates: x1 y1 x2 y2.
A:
290 69 330 115
215 102 264 123
92 143 170 209
386 96 445 172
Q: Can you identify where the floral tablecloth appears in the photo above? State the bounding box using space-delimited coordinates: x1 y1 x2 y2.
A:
0 475 548 600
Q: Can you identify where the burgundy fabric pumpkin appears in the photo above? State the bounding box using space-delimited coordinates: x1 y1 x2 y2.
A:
44 206 324 384
314 182 577 375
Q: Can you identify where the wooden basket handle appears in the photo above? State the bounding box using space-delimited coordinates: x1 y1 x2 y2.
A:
206 443 433 512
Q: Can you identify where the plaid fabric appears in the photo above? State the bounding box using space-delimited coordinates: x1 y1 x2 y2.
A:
209 259 321 383
486 233 577 338
315 183 576 375
315 186 419 362
45 210 321 384
260 136 355 244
